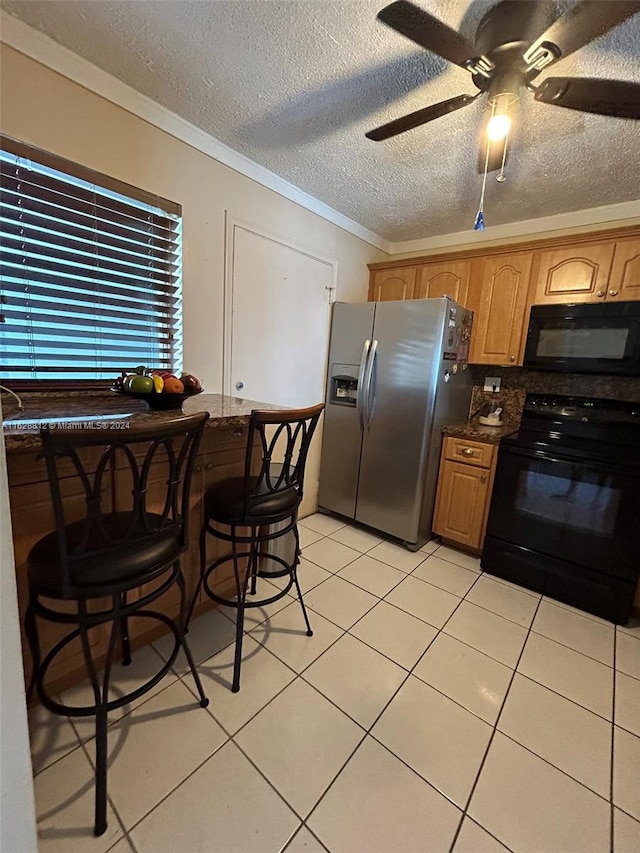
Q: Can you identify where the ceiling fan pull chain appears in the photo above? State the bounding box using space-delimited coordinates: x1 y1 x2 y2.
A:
474 102 494 232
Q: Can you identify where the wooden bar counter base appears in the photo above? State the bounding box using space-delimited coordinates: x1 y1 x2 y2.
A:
3 392 277 698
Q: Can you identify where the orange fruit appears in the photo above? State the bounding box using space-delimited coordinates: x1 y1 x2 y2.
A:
163 376 184 394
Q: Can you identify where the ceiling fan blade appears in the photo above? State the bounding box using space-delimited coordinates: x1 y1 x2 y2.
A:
534 77 640 118
366 93 479 141
377 0 480 70
525 1 640 68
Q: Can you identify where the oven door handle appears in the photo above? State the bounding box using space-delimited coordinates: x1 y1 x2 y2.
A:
500 445 632 474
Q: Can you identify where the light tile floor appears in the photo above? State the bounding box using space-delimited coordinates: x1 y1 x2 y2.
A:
29 513 640 853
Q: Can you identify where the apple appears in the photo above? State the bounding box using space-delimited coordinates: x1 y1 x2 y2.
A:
180 372 203 394
129 375 154 394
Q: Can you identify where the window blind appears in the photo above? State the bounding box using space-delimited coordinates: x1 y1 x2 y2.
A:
0 137 183 381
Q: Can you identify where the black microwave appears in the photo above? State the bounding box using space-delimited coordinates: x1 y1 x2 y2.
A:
524 301 640 375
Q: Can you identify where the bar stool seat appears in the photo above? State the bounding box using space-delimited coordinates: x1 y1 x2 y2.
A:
192 404 324 693
28 512 182 594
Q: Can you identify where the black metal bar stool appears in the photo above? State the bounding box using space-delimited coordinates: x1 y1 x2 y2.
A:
25 413 210 837
191 403 324 693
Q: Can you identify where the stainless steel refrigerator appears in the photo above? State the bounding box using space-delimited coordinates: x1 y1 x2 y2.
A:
318 297 473 549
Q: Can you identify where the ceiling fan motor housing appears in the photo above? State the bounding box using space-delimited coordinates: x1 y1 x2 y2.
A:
474 0 556 57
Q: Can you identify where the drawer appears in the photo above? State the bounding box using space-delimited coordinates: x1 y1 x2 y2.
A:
443 436 494 469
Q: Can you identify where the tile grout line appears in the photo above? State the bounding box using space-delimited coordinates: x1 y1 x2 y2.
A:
446 592 545 853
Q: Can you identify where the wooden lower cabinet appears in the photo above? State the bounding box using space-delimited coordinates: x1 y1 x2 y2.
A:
433 437 497 552
7 426 248 697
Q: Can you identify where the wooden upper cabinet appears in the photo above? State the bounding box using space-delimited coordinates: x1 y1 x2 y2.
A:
608 237 640 302
415 260 470 306
369 266 416 301
469 252 533 366
532 241 615 305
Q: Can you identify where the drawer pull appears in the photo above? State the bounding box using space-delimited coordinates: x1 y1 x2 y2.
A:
460 447 475 456
481 474 487 484
232 429 244 436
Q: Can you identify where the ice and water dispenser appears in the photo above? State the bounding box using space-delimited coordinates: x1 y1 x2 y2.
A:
329 364 359 407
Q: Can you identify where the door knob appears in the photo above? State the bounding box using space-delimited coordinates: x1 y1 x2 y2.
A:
609 289 619 296
235 381 244 390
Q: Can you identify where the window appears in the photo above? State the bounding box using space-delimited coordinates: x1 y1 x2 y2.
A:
0 136 182 384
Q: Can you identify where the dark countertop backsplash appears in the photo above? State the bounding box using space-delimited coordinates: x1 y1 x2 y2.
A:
468 365 640 429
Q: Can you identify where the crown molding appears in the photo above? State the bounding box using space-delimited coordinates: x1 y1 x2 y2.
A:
389 200 640 256
0 11 391 253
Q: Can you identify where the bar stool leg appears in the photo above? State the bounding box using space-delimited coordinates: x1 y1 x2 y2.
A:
231 535 249 693
24 596 41 703
79 603 114 837
175 565 209 709
291 525 313 636
185 525 208 631
119 592 131 666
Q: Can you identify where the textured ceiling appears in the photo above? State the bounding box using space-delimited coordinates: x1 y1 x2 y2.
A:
3 0 640 242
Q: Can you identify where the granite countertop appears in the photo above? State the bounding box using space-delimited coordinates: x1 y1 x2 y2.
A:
2 392 278 452
442 420 518 445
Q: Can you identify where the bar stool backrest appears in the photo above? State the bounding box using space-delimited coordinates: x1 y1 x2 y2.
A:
243 404 324 522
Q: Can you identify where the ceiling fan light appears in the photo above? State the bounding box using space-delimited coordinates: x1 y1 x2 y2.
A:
487 113 512 141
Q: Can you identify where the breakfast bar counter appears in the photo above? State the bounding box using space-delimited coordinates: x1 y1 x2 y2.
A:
2 392 277 452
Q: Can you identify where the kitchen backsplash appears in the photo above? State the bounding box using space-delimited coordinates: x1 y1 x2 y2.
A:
468 365 640 427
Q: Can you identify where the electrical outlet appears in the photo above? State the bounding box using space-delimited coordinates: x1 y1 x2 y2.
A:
483 376 501 392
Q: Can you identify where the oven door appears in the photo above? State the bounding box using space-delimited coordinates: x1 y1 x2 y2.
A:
486 444 640 582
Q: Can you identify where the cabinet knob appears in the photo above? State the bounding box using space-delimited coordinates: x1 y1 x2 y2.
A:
232 429 244 436
461 447 475 456
608 289 619 297
481 474 487 484
509 355 516 362
205 462 213 471
596 290 605 298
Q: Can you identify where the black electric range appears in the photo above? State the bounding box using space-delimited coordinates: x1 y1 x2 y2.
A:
482 393 640 624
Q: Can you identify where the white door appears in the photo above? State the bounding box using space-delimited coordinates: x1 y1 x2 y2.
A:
225 219 334 407
224 217 336 516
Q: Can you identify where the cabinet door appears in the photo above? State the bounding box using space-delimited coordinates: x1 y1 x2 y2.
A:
469 252 533 365
608 237 640 302
532 242 614 304
369 267 416 301
433 460 490 550
415 260 470 305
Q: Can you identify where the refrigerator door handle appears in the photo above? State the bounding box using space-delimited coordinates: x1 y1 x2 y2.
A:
364 338 378 430
356 339 371 432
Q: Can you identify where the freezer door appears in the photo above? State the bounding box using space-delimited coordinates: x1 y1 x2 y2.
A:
356 299 447 542
317 302 375 518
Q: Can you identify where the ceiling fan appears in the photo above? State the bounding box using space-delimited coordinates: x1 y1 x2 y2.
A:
366 0 640 146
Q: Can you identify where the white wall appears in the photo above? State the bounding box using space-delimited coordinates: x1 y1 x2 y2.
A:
0 400 38 853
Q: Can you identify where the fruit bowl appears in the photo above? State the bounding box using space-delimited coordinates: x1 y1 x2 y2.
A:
111 388 203 410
